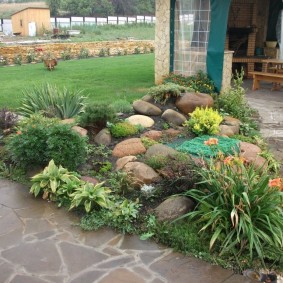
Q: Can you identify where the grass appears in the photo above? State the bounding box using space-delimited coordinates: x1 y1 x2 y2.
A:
63 23 155 42
0 54 154 110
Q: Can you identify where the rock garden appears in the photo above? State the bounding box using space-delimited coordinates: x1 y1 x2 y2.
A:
0 70 282 277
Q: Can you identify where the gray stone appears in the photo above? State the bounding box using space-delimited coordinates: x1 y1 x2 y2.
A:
145 144 178 159
123 161 161 186
141 94 154 102
112 138 147 158
154 196 195 222
133 100 162 116
94 128 112 145
175 92 214 115
161 109 187 126
127 115 155 128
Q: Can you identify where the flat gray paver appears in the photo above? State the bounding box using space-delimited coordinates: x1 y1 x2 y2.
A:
0 179 257 283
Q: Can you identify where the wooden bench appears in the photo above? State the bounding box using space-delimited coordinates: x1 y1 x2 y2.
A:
249 71 283 91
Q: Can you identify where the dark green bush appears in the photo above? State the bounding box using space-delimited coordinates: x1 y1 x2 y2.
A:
79 104 116 129
7 116 87 170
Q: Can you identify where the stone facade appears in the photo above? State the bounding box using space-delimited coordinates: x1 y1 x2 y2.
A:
221 51 234 92
155 0 171 84
0 40 154 65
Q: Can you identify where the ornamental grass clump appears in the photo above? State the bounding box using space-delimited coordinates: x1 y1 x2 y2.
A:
179 160 283 264
18 83 86 119
184 107 223 135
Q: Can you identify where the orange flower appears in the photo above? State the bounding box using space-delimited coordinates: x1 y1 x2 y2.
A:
268 178 282 188
204 138 218 146
16 130 22 135
224 156 234 165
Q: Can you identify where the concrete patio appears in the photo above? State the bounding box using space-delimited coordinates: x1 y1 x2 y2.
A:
0 79 282 283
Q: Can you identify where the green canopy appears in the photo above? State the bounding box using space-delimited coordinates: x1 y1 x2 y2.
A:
206 0 232 92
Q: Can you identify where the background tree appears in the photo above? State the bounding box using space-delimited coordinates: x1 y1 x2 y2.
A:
46 0 62 16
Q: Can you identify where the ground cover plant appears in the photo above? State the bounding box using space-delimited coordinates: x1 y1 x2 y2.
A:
0 62 282 276
0 54 154 109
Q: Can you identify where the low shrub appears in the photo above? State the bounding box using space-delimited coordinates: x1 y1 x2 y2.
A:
180 160 283 264
147 83 187 104
26 50 36 63
61 48 72 60
183 107 223 135
144 154 169 170
141 137 159 149
110 99 133 114
79 104 116 129
78 47 90 59
13 54 22 65
7 116 88 170
110 121 139 138
18 83 86 119
164 71 216 94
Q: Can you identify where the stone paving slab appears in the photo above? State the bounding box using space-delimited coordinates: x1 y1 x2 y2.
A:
0 179 257 283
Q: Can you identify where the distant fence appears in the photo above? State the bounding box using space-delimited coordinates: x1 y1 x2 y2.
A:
0 15 155 35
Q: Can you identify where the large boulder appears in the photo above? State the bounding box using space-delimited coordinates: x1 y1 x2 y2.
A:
218 125 235 137
123 161 161 186
133 100 162 116
161 109 187 126
127 115 155 128
175 92 214 115
145 144 178 159
154 196 195 222
115 155 137 170
239 142 267 170
141 130 163 141
94 128 111 145
112 138 147 158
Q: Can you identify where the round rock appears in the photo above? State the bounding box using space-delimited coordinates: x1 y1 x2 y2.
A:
127 115 155 128
133 100 162 116
112 138 147 158
175 92 214 115
141 130 163 141
161 109 187 126
116 155 137 170
94 128 112 146
145 144 178 159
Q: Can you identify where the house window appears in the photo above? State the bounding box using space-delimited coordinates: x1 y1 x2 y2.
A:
20 19 23 27
173 0 211 76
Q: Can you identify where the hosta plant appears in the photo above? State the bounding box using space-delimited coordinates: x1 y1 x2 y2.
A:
69 182 112 213
184 107 223 135
179 160 283 264
30 160 81 203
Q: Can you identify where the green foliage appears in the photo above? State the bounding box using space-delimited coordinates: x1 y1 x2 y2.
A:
184 107 223 135
147 83 187 104
80 198 140 233
109 121 139 138
0 56 8 66
214 70 257 136
61 48 72 60
144 155 168 170
30 159 81 203
107 170 135 195
69 182 112 213
13 54 22 65
164 71 216 94
7 117 87 170
98 48 110 57
180 161 283 264
79 104 116 128
0 108 18 130
110 99 133 114
141 137 159 149
78 47 90 59
18 83 86 119
26 50 36 63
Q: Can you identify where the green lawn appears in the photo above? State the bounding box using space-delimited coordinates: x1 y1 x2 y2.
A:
0 54 155 110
